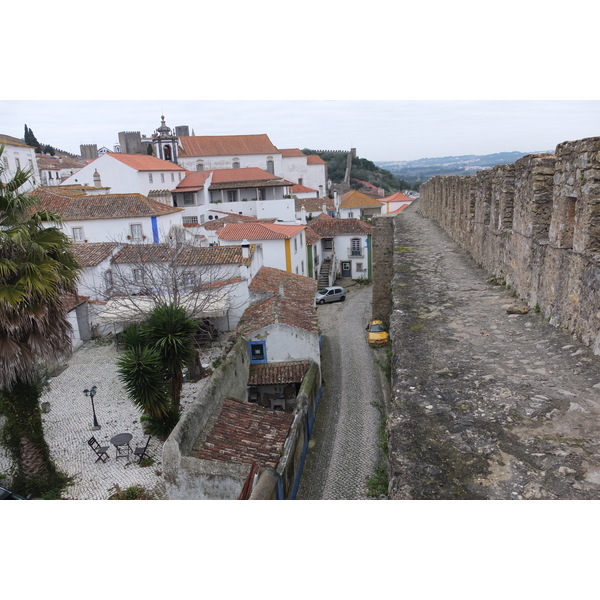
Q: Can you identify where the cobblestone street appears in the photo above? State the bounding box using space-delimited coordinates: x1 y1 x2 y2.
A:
297 284 387 500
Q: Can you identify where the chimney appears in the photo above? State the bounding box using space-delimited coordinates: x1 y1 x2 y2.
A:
279 283 285 297
93 169 102 188
241 239 250 259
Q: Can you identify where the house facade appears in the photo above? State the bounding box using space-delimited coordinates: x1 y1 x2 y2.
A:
338 189 383 220
280 148 328 198
33 187 184 244
307 213 373 281
0 134 41 191
380 191 414 214
61 153 187 196
217 222 308 276
172 167 296 226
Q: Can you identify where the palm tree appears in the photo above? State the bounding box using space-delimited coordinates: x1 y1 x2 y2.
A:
0 146 80 495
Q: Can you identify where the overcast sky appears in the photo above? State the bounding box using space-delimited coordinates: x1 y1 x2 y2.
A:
1 99 598 163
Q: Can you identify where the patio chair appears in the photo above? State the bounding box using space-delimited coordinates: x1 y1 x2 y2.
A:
133 436 152 463
88 436 109 463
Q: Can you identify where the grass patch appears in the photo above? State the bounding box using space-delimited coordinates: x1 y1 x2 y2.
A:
109 484 157 500
395 246 414 253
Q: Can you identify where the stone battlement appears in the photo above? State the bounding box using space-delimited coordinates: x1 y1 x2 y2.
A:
418 136 600 354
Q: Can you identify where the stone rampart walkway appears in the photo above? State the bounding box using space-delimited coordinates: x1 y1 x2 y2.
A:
388 203 600 499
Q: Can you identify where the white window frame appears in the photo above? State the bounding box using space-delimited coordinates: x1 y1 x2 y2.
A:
148 173 153 184
72 227 84 242
130 223 143 240
133 268 144 284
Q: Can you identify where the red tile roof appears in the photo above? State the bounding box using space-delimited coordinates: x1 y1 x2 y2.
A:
179 134 279 157
248 361 311 385
291 184 317 193
71 242 120 267
340 189 383 208
280 148 306 158
190 397 294 468
107 153 186 171
0 134 31 148
307 155 326 165
237 294 319 335
304 227 321 245
380 192 414 203
249 266 317 303
217 222 305 241
307 214 372 236
32 188 183 220
295 196 334 213
174 171 211 191
174 244 256 267
111 244 176 264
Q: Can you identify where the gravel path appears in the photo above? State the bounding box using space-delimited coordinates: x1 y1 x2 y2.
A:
296 284 386 500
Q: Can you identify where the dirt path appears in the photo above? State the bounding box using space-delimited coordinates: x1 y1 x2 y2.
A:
388 204 600 499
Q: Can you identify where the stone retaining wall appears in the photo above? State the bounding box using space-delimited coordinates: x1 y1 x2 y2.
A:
419 136 600 354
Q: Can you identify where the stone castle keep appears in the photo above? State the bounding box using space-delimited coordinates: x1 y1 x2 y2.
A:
418 136 600 356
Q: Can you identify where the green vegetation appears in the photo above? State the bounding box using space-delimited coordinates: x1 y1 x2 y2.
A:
302 149 417 194
109 484 157 500
0 147 80 497
117 304 198 439
395 246 414 253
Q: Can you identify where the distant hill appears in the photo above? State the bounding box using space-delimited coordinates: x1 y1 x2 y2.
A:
377 150 553 187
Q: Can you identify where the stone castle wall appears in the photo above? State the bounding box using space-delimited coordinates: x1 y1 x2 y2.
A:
418 136 600 355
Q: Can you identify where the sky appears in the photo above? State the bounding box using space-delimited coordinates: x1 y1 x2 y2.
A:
2 99 599 163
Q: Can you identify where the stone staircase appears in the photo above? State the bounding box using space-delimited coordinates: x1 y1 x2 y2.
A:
318 261 332 287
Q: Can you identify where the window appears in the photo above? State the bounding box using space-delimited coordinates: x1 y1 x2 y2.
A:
299 233 303 248
182 272 196 288
232 159 240 169
323 239 333 250
298 178 303 186
294 238 298 252
227 190 237 202
148 173 153 184
179 173 183 181
160 173 165 183
130 223 143 239
104 270 113 287
351 238 362 256
301 260 304 274
133 268 144 284
266 158 274 174
3 157 8 169
171 173 175 182
196 162 204 171
183 193 195 206
348 211 354 218
249 341 266 364
72 227 84 242
356 263 364 272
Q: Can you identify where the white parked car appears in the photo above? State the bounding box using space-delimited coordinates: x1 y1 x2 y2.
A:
315 286 347 304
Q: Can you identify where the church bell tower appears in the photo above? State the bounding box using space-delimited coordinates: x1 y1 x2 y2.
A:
152 115 178 163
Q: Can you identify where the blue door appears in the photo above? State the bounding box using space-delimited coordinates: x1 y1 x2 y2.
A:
341 261 351 278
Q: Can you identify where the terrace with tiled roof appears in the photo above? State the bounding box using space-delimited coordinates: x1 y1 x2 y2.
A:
178 134 279 157
190 397 294 469
295 195 334 212
33 188 183 220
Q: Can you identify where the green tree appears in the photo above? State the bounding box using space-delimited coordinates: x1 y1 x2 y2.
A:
23 125 41 153
0 145 80 496
117 304 197 438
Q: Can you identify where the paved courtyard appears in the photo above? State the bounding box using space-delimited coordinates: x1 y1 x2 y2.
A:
0 338 227 500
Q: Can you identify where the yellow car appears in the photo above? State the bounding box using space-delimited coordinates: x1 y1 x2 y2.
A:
366 319 389 346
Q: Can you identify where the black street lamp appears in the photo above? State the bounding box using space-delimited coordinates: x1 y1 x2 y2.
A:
83 385 100 430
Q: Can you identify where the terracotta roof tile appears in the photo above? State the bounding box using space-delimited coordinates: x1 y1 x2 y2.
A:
190 397 294 468
71 242 120 267
304 228 321 245
295 196 334 212
238 294 319 335
111 244 176 264
307 215 372 236
340 189 383 208
248 361 311 385
280 148 306 157
306 155 326 165
249 266 317 303
32 188 183 220
174 244 256 267
107 153 186 171
380 192 414 203
0 134 31 148
217 222 305 241
291 184 317 193
179 134 279 157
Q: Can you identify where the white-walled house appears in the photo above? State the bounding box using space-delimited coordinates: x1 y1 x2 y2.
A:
217 222 308 276
172 167 296 225
70 242 122 300
338 189 383 220
37 153 87 186
0 134 41 191
280 149 328 198
176 134 283 175
33 187 184 244
307 213 372 281
295 195 335 222
61 153 187 195
380 191 414 214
